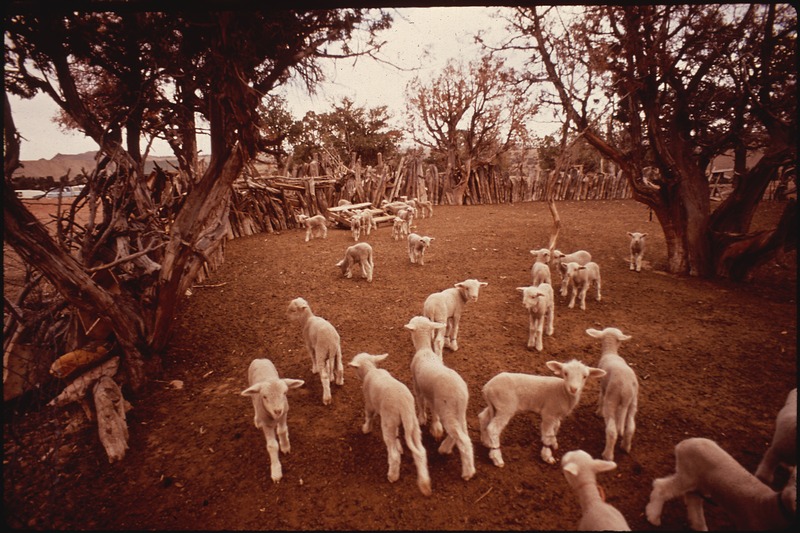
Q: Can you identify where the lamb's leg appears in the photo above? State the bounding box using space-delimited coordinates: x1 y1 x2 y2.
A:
448 315 460 351
307 343 318 374
276 419 291 453
579 284 589 310
526 313 537 349
305 227 311 242
545 304 554 335
568 285 577 308
602 414 618 462
319 365 332 405
595 278 602 301
540 415 560 464
629 253 635 270
362 406 375 434
382 419 402 483
535 318 544 351
485 410 513 467
429 412 444 439
645 474 685 527
622 405 636 453
262 426 283 483
334 347 344 386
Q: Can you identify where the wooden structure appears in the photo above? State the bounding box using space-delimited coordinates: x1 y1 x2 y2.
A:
326 202 395 229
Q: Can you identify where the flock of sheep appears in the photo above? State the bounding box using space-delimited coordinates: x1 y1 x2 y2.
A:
243 199 796 531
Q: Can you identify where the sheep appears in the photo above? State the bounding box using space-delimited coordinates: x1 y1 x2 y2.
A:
336 242 374 282
422 278 488 356
559 261 602 310
397 206 416 233
530 247 552 264
552 248 592 292
381 200 413 215
297 213 329 242
516 283 555 352
561 449 631 531
478 359 606 466
348 352 432 496
358 209 377 235
404 316 476 481
531 261 552 287
417 199 434 218
627 232 647 272
645 437 797 530
755 388 797 486
337 199 352 207
408 233 434 265
240 358 305 483
585 327 638 462
350 212 363 241
391 216 408 241
286 297 344 405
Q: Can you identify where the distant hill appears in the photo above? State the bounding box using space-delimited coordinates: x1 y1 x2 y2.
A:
12 151 197 180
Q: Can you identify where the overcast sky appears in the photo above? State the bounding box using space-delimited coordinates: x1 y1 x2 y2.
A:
8 6 558 161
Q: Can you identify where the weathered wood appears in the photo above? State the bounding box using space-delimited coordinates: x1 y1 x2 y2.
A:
93 376 129 463
49 340 111 379
48 356 120 407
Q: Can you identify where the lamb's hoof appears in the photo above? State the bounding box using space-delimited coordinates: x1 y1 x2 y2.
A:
461 468 476 481
645 504 661 526
489 448 505 467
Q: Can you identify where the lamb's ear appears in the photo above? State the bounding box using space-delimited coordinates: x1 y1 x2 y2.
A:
563 462 580 476
372 353 390 363
516 287 527 292
627 231 633 237
593 459 617 473
241 384 261 396
586 328 602 338
480 282 488 287
545 360 563 375
641 233 648 237
588 367 607 379
404 322 416 331
283 379 305 390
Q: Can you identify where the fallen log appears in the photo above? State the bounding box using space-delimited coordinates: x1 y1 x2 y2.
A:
47 356 120 407
93 376 130 463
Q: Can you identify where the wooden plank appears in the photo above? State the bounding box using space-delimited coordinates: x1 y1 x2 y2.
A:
328 201 373 213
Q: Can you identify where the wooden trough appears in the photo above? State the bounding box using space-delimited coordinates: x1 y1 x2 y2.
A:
326 202 395 229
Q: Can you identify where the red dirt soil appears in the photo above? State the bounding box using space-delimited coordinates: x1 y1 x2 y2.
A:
3 199 797 530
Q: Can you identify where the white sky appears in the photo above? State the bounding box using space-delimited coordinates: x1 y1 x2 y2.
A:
7 6 559 161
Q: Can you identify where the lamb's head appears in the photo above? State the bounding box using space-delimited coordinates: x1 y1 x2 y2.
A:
530 248 551 264
286 297 311 322
627 231 647 247
404 316 446 352
517 285 549 310
546 359 606 397
561 449 617 489
241 378 304 421
586 327 632 344
297 214 309 224
455 279 489 302
348 352 389 380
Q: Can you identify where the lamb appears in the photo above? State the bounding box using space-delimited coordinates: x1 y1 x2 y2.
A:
297 213 328 242
348 352 432 496
627 232 647 272
336 242 374 282
530 247 552 265
478 359 606 466
397 206 416 233
358 209 377 235
350 212 363 241
561 449 631 531
755 388 797 486
337 199 352 207
422 278 488 356
286 297 344 405
381 200 413 215
585 327 638 461
240 358 305 483
404 316 476 481
517 283 554 352
552 249 592 293
645 437 797 530
531 261 552 287
407 233 434 265
559 261 602 310
417 199 434 218
391 217 408 241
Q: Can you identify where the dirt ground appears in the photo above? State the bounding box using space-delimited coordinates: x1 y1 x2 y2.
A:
3 199 797 530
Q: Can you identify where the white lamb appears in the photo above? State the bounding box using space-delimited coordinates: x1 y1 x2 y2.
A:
404 316 475 481
391 216 408 241
478 359 606 466
531 261 552 287
297 213 328 242
559 261 602 310
350 212 363 241
646 437 797 530
422 279 488 356
336 242 374 282
530 247 552 264
417 199 434 218
348 352 432 496
755 388 797 486
586 327 638 462
358 209 377 235
397 206 415 233
407 233 434 265
627 232 647 272
561 449 631 531
286 297 344 405
552 249 592 293
240 358 305 483
517 284 554 352
382 200 413 215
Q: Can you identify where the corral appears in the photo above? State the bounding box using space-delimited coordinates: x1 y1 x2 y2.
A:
3 199 796 530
